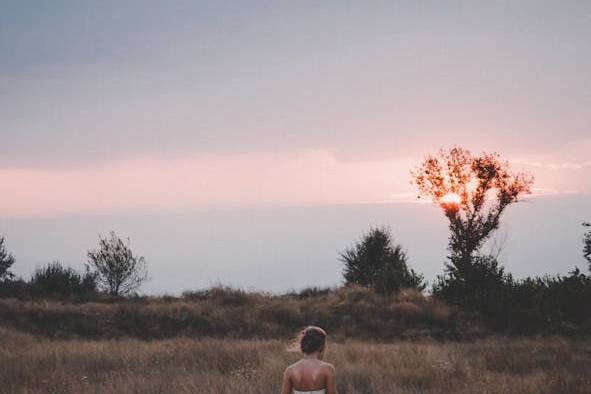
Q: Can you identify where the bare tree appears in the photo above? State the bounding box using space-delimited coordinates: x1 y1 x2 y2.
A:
87 231 148 296
412 146 533 276
0 235 15 281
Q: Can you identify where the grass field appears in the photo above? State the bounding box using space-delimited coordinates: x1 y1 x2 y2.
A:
1 327 590 394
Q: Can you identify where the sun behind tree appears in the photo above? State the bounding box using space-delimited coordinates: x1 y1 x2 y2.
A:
411 146 534 274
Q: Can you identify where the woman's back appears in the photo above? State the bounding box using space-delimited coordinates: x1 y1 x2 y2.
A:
281 326 337 394
288 358 332 393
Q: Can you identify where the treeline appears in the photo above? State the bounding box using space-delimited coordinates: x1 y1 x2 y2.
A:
338 225 591 335
0 231 147 300
0 223 589 337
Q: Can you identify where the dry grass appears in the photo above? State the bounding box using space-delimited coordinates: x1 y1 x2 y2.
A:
1 327 589 394
0 287 469 341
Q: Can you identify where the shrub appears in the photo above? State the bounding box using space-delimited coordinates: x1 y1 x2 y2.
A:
183 286 255 306
0 279 29 299
340 227 425 293
434 255 591 334
0 235 15 281
583 222 591 271
30 261 97 298
296 287 332 299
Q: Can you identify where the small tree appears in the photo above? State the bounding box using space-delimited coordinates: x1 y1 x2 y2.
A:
340 227 425 293
0 236 15 281
87 231 148 296
412 147 533 277
584 222 591 271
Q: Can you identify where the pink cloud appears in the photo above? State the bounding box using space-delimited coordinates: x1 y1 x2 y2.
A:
0 151 417 217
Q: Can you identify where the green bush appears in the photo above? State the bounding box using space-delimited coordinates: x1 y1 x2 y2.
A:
340 227 425 293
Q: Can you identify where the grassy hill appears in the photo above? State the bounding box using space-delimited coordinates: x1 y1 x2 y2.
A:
0 287 467 341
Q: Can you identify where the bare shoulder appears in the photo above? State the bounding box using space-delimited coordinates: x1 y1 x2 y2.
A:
320 361 336 373
284 360 302 374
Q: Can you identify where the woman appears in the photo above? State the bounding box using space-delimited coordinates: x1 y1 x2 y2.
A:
281 326 338 394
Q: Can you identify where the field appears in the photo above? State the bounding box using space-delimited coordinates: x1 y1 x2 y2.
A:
1 287 590 393
1 326 590 394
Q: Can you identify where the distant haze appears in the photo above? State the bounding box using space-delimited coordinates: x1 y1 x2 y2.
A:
0 1 590 292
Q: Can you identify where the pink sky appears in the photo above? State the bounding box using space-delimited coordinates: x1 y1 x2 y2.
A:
2 2 590 218
1 145 588 218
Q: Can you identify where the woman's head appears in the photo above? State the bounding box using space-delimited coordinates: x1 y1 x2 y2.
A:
299 326 327 355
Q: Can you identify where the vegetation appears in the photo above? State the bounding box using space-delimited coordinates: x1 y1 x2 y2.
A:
0 145 588 348
412 146 533 283
0 235 15 281
433 258 591 334
30 261 97 298
584 222 591 270
87 231 148 296
0 286 457 340
0 326 589 394
340 227 425 293
410 147 591 335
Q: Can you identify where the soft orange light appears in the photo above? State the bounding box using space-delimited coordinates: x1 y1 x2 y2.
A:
440 192 461 205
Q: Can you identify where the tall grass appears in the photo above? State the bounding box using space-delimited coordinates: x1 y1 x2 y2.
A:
0 327 589 393
0 286 463 340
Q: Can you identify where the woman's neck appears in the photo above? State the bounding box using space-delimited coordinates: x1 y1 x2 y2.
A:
302 353 321 360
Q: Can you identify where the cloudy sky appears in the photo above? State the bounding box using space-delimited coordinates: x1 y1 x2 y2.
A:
1 0 590 217
0 1 590 292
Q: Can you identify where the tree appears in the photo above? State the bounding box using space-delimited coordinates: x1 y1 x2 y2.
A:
87 231 148 296
412 146 533 278
0 235 15 281
340 227 425 293
584 222 591 271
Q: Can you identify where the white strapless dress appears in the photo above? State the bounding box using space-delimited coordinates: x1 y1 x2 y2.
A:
293 390 326 394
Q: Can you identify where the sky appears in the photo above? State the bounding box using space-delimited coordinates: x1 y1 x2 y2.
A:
0 1 590 292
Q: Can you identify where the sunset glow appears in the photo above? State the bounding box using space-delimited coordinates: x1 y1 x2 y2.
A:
440 192 462 206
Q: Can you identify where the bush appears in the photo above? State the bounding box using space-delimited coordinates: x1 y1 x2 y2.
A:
183 286 255 306
0 235 15 281
583 222 591 271
434 255 591 334
0 279 29 299
30 262 97 298
295 287 332 299
340 227 426 294
534 268 591 325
